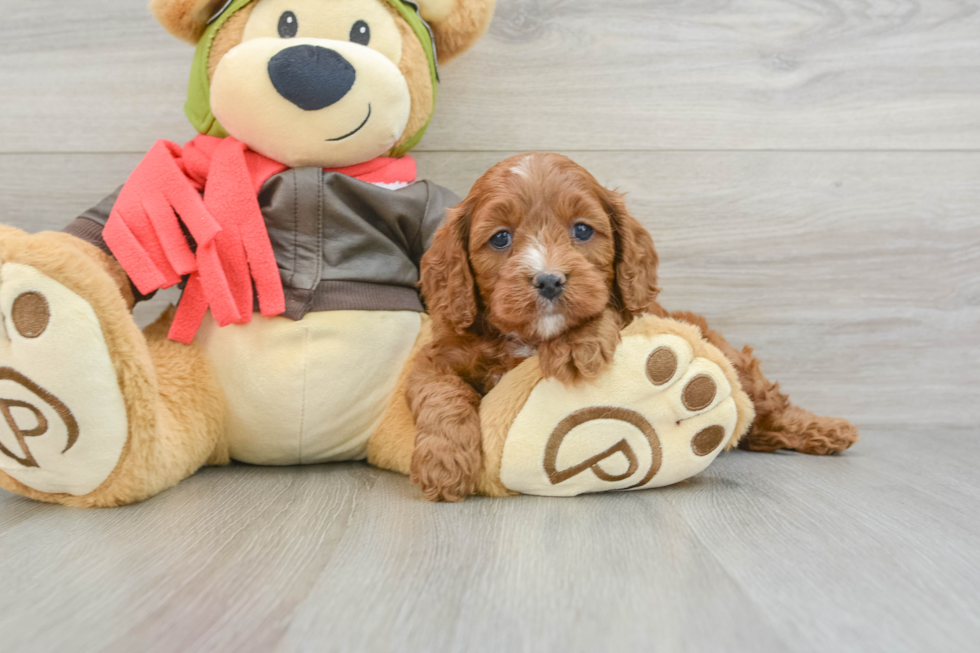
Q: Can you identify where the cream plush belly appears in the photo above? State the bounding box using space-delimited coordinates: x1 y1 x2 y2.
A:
197 310 422 465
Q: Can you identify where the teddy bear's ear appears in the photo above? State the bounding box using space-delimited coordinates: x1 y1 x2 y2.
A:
417 0 496 64
149 0 230 44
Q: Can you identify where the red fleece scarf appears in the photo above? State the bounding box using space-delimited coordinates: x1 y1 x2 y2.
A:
103 135 417 343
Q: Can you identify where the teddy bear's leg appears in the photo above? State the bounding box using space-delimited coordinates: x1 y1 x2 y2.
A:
0 227 226 507
476 315 756 498
366 317 431 477
668 310 859 455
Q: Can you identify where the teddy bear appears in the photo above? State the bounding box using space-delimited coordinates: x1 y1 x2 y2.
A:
0 0 850 508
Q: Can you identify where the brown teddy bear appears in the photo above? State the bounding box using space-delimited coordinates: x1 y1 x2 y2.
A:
0 0 846 507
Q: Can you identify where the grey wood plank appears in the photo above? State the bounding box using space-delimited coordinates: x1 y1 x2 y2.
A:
2 0 980 153
275 428 980 653
1 427 977 653
275 471 791 653
0 153 141 231
0 464 382 653
669 427 980 653
436 0 980 152
1 150 976 428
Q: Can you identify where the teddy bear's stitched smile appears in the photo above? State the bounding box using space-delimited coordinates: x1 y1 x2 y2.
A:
327 104 373 141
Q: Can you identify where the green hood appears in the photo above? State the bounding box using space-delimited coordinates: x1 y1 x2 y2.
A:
184 0 439 157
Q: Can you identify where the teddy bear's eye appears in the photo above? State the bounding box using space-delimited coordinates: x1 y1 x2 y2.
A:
350 20 371 46
278 11 298 38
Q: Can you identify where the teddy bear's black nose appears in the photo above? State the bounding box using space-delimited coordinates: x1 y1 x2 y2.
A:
268 45 356 111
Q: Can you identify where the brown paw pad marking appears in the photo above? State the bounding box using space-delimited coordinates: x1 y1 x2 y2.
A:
691 425 726 456
682 374 716 411
11 292 50 339
645 347 678 386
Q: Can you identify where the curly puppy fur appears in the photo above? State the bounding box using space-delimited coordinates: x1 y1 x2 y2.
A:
410 153 860 502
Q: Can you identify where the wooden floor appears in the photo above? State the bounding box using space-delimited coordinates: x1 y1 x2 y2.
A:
1 427 978 652
1 0 978 651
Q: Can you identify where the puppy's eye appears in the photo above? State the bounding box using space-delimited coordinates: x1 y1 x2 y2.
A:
573 223 595 241
278 11 298 38
489 230 513 250
350 20 371 46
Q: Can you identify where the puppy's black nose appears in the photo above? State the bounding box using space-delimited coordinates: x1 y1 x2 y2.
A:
268 45 356 111
533 273 566 300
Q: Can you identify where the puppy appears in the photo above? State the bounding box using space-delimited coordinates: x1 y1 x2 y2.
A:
409 153 862 502
408 153 659 502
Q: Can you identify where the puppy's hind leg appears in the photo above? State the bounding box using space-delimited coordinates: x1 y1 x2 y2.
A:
669 310 859 455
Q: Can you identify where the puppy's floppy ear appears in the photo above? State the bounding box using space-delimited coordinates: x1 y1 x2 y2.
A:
149 0 228 44
417 0 497 64
420 200 478 332
601 187 660 319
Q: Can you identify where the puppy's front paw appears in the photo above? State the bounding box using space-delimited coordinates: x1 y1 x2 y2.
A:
539 341 607 384
410 432 481 503
571 329 619 378
539 313 621 384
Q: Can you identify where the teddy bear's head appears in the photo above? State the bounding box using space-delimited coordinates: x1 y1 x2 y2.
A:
150 0 494 168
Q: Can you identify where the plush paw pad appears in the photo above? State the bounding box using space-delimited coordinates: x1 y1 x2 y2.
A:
0 262 128 496
498 321 742 497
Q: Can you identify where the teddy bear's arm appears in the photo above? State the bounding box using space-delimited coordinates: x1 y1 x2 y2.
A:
62 187 159 305
62 187 121 256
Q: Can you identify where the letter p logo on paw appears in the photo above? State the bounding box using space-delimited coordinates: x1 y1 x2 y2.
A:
543 407 662 489
0 368 79 468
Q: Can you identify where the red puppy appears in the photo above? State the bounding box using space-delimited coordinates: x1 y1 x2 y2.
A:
409 153 858 502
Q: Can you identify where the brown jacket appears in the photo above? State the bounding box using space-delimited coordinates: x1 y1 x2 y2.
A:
65 169 460 319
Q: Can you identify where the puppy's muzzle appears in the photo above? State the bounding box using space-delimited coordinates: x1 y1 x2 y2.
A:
268 45 356 111
533 272 566 301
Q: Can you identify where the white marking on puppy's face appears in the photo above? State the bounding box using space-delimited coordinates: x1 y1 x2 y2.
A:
509 155 536 180
536 314 566 340
519 239 548 273
514 237 569 340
